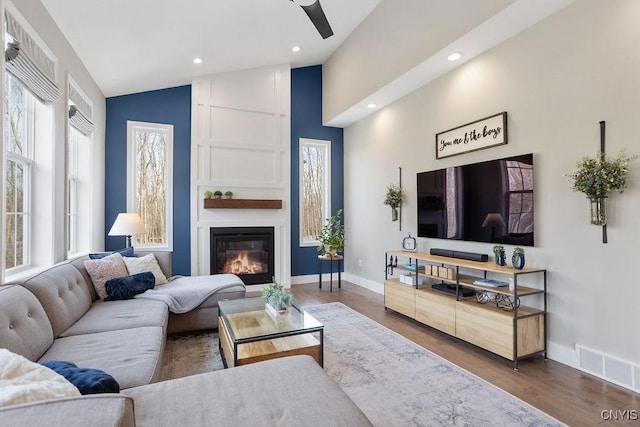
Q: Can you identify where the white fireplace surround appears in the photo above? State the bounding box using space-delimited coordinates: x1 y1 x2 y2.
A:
190 64 291 290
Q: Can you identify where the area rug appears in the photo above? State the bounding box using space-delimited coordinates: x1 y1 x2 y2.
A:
160 303 563 426
304 303 563 427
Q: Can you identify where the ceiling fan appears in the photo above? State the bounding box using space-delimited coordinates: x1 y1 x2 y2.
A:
291 0 334 39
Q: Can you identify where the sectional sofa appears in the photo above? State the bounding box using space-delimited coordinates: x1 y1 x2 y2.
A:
0 252 371 426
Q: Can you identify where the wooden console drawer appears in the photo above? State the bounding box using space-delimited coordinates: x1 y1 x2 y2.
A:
384 279 415 319
416 288 455 335
456 301 544 360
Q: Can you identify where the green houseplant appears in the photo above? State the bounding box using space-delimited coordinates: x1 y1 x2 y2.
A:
261 280 294 314
565 149 637 225
511 247 525 270
316 209 345 256
213 190 223 199
492 244 506 266
383 184 403 221
204 190 213 199
224 190 233 199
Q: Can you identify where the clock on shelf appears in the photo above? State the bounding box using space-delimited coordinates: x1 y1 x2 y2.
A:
402 232 416 251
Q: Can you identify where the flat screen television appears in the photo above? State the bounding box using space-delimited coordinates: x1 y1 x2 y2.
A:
417 153 534 246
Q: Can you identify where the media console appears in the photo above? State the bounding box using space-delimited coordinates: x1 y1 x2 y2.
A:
384 250 547 369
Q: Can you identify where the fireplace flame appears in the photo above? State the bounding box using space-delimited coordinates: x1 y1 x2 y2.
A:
224 252 264 275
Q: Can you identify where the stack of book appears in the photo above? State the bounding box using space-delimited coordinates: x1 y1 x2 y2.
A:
473 279 509 288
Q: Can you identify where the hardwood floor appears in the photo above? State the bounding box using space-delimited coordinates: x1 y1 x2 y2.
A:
286 280 639 426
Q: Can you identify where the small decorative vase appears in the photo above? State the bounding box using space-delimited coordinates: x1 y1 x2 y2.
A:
214 194 222 199
391 207 398 221
511 252 525 270
323 245 337 257
494 249 506 266
588 196 607 226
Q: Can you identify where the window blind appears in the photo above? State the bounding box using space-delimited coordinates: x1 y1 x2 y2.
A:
68 82 95 135
5 11 61 103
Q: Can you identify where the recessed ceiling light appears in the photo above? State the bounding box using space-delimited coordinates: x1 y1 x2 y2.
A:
447 52 463 62
367 103 377 109
193 57 203 64
292 45 301 53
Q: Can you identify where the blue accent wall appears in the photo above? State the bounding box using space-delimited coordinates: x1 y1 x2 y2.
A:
105 85 191 275
291 66 344 276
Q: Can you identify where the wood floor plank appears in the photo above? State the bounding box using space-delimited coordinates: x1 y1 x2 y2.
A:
283 281 640 426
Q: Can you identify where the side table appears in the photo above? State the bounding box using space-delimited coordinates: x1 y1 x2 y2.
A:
318 254 343 292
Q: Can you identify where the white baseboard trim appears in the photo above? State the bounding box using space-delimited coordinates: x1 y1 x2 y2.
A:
342 273 384 294
547 341 576 368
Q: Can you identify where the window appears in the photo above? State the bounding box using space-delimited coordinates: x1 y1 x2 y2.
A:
127 121 173 250
4 74 34 270
299 138 331 246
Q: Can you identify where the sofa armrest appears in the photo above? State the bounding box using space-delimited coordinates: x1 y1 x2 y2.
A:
0 394 135 427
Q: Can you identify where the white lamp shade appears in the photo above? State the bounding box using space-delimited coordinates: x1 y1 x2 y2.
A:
108 213 146 236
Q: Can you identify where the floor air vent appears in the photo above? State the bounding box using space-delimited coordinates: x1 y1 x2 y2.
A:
577 345 638 392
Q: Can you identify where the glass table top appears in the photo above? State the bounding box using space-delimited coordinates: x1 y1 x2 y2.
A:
218 297 323 342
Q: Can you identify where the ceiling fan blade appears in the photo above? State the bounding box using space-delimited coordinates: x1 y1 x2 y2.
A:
299 0 334 39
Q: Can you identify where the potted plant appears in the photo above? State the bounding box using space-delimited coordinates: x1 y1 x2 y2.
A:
383 184 403 221
213 190 223 199
224 190 233 199
511 247 525 270
261 280 294 315
316 209 345 256
204 190 213 199
492 244 506 266
565 149 637 225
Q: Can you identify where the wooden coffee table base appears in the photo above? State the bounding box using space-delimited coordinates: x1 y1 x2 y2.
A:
219 316 322 368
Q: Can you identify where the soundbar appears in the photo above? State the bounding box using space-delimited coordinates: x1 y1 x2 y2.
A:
430 248 488 262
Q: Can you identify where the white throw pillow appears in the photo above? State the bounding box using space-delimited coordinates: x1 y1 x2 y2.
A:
0 349 80 407
84 252 129 300
124 253 168 285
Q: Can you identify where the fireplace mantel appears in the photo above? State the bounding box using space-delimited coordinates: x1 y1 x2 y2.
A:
204 199 283 209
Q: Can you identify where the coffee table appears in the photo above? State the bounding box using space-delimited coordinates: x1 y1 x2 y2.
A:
218 297 324 368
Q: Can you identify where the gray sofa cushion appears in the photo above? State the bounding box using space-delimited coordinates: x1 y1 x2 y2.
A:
123 355 372 426
0 285 53 361
60 299 168 337
21 263 93 338
38 326 165 389
0 394 135 427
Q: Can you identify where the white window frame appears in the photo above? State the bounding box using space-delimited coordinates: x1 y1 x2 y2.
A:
67 126 79 254
299 138 331 247
4 77 35 273
126 120 173 251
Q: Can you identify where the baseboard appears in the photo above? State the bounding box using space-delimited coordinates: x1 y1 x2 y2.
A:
547 341 577 368
342 273 384 295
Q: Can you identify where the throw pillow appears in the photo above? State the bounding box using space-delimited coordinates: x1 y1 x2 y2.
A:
104 272 155 301
0 349 80 407
40 361 119 395
88 247 134 260
123 253 168 285
84 253 129 300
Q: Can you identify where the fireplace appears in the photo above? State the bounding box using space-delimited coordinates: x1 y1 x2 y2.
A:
210 227 274 285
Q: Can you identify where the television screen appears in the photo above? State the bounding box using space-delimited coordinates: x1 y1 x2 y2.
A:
417 153 534 246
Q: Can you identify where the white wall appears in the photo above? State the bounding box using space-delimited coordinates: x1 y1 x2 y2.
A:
322 0 515 124
190 65 291 289
343 0 640 366
1 0 105 270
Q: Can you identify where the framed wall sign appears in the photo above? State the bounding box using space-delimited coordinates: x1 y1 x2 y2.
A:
435 112 507 159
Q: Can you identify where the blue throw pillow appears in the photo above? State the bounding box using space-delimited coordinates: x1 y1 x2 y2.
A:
89 247 134 259
104 271 155 301
41 361 120 395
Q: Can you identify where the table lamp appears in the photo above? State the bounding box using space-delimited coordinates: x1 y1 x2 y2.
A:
108 213 146 248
